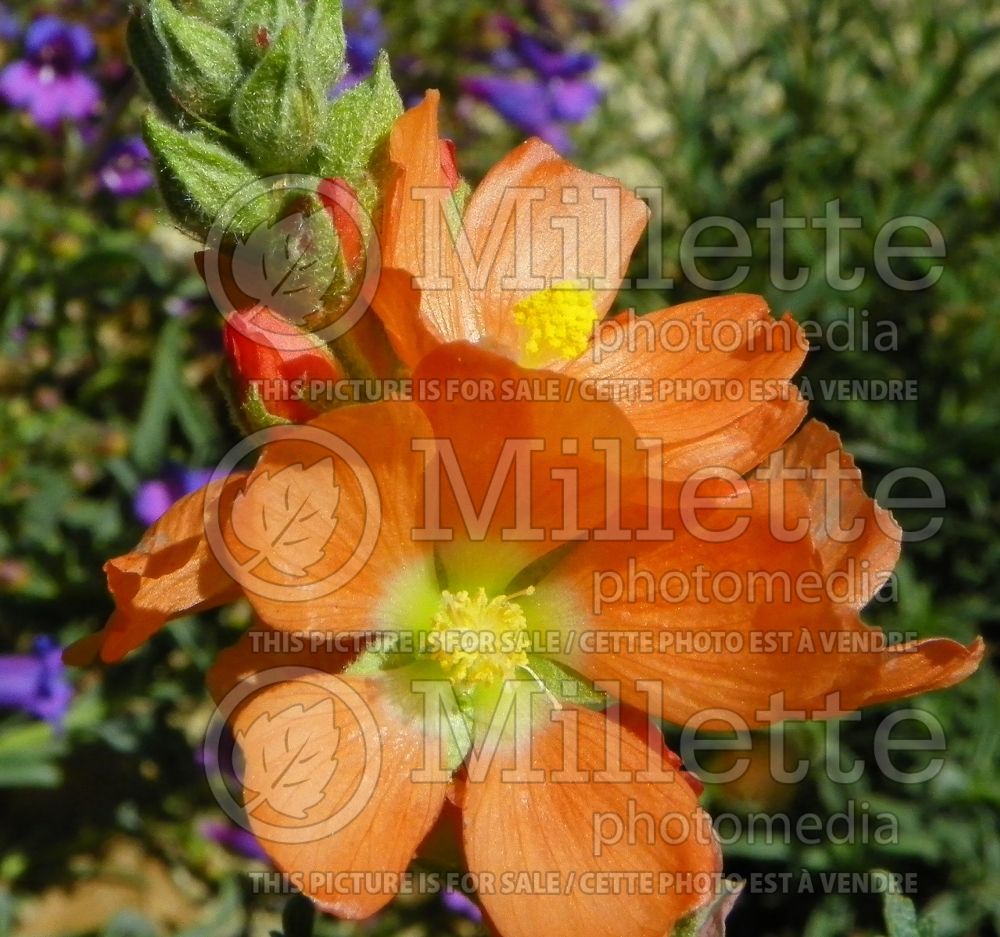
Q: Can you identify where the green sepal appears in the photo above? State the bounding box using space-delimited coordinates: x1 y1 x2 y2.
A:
180 0 237 26
526 655 607 709
146 0 243 121
230 190 344 322
452 177 473 215
232 0 304 64
670 879 743 937
242 381 292 431
231 25 323 174
143 112 269 239
313 52 401 181
126 14 181 119
301 0 346 97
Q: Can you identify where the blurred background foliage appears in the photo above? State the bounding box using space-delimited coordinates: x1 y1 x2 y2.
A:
0 0 997 935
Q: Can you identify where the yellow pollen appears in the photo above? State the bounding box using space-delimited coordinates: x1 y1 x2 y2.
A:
511 282 598 366
430 587 533 688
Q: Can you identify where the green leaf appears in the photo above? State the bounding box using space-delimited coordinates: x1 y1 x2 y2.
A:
130 316 183 472
0 722 65 789
878 870 936 937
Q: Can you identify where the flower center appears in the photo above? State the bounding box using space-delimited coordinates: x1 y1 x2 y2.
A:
430 587 533 688
511 282 598 366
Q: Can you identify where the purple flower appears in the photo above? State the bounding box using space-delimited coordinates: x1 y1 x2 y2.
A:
466 18 603 153
0 636 73 726
0 15 100 128
548 77 603 123
0 4 20 42
462 74 601 152
442 888 483 923
134 466 214 526
332 0 385 94
99 136 153 197
200 819 270 862
509 32 596 80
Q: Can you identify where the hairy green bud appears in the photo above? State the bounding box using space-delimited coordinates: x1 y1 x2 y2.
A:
143 113 270 239
231 26 323 174
315 52 401 181
178 0 236 26
139 0 243 121
232 0 304 63
302 0 347 96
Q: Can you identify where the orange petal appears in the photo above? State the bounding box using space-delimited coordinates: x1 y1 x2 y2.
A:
537 465 982 727
230 667 449 918
463 703 720 937
375 98 649 369
225 401 438 636
65 474 248 665
756 420 901 609
206 624 354 709
412 342 648 589
564 295 807 478
375 92 477 365
462 139 649 355
840 637 985 710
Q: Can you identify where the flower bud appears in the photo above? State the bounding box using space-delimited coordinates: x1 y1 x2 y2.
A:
315 51 401 181
186 0 237 26
223 305 346 424
143 113 269 239
231 0 303 63
317 177 363 271
230 24 322 174
440 139 460 190
301 0 346 96
142 0 243 121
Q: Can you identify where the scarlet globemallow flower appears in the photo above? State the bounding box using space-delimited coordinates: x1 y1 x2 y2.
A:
222 305 346 424
67 342 981 936
67 94 984 937
371 93 807 480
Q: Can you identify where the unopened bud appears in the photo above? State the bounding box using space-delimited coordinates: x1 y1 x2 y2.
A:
223 305 346 424
231 25 322 174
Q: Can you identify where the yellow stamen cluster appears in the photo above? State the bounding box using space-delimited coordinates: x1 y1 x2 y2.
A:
511 282 598 366
430 587 533 688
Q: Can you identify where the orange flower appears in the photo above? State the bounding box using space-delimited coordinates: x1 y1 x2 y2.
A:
67 341 981 936
68 95 984 937
370 92 808 479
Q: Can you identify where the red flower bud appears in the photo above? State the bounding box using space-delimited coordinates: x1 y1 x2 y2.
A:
223 306 344 423
317 177 364 272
